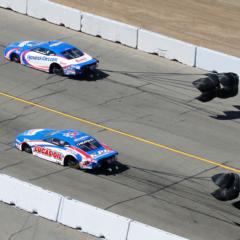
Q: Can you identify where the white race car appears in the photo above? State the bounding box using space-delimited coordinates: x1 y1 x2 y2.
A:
4 40 98 77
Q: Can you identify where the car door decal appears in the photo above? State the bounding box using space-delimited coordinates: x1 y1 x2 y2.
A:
22 51 57 71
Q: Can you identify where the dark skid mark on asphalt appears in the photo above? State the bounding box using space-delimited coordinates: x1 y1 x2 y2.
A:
101 68 205 77
103 165 240 227
98 92 142 106
27 89 66 102
105 76 226 118
152 194 240 228
103 165 218 210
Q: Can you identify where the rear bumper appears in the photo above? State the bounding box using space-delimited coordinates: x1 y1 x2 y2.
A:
64 61 98 76
80 155 117 170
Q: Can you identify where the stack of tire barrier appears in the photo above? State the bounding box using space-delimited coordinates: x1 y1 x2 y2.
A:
192 72 239 102
0 0 239 75
0 174 188 240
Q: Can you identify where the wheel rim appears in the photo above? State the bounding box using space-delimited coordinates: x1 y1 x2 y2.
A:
53 66 63 76
12 54 20 63
23 145 32 153
68 158 78 168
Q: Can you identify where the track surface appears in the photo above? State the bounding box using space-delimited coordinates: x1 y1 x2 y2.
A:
0 202 97 240
0 8 240 240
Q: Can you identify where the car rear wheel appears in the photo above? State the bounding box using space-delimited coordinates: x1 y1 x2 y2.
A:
51 64 64 76
22 143 32 154
65 156 79 169
10 53 20 63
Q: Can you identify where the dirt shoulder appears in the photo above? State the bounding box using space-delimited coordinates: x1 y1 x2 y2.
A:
53 0 240 57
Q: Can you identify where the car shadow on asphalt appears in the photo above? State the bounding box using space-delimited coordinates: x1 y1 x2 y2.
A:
68 69 109 81
86 161 129 176
232 201 240 210
210 106 240 120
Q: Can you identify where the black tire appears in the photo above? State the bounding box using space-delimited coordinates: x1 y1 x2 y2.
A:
22 143 32 154
65 156 79 168
85 69 96 80
10 53 20 63
51 64 64 76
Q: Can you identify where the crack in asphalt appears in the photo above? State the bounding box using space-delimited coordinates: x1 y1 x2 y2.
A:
29 167 71 181
8 212 34 240
0 112 36 125
0 161 23 171
98 92 142 106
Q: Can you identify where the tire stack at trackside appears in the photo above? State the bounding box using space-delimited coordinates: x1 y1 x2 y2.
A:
192 72 239 102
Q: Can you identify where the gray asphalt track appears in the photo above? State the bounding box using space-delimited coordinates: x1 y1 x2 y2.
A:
0 8 240 240
0 202 97 240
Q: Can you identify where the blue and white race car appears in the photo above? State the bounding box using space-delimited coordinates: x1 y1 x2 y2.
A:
15 129 118 171
4 40 98 77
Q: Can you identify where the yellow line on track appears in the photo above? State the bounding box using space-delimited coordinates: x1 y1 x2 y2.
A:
1 91 240 173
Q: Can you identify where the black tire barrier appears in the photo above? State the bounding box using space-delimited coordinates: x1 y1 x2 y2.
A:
211 173 240 201
192 72 239 102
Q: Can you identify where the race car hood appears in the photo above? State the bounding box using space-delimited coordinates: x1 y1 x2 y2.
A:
7 41 41 50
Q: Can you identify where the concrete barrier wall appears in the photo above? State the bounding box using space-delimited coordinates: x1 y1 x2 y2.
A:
27 0 81 31
58 197 130 240
0 0 27 14
81 12 138 48
196 47 240 76
137 29 196 66
128 221 188 240
0 174 62 221
0 173 188 240
1 0 239 77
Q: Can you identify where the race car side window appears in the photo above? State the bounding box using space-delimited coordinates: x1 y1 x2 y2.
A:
44 138 69 147
32 47 55 56
44 137 53 143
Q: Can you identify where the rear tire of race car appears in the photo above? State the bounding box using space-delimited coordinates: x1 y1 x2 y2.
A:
65 156 79 169
10 53 20 63
22 143 32 154
50 64 64 76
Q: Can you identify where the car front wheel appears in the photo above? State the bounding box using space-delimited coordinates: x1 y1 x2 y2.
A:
51 64 64 76
10 53 20 63
65 156 79 169
22 143 32 154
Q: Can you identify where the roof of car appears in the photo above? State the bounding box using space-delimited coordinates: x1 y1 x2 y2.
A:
50 129 92 144
37 41 77 54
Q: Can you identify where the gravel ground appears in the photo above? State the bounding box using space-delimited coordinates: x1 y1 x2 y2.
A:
53 0 240 57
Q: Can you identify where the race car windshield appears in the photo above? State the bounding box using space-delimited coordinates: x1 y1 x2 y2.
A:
76 139 101 152
61 48 84 59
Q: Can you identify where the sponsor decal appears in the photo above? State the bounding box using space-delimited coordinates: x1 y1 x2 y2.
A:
97 149 108 155
74 136 89 142
34 146 62 160
49 42 63 47
63 132 79 138
75 57 87 63
27 55 57 62
18 41 32 47
60 61 68 66
25 129 44 136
